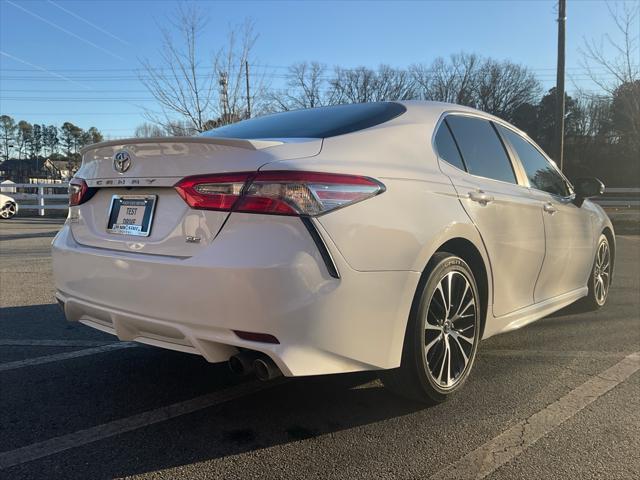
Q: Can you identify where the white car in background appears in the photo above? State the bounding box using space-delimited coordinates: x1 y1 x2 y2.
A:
52 101 614 404
0 193 18 219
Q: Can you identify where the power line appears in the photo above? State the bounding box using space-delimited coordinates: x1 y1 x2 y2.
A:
0 64 630 73
46 0 131 47
0 69 626 78
5 0 125 61
0 51 90 90
1 89 158 93
1 64 633 79
0 75 623 86
2 112 145 115
0 68 625 77
1 97 157 102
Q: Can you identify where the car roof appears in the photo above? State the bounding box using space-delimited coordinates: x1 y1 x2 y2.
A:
395 100 529 137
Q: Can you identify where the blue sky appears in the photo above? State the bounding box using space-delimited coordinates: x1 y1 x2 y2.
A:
0 0 636 139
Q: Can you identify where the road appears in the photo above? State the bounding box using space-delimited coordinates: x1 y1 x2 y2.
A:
1 218 638 479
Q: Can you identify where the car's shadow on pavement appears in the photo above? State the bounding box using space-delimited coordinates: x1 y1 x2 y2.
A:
90 372 426 479
1 303 427 479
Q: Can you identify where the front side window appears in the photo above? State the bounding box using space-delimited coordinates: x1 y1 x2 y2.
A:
446 115 517 184
497 125 570 197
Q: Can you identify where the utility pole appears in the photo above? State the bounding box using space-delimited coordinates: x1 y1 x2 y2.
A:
219 72 229 125
555 0 566 170
245 61 251 119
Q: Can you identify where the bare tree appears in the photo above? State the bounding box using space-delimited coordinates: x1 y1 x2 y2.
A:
372 65 417 101
268 62 328 111
411 53 540 121
580 2 640 150
580 2 639 93
139 4 215 132
330 66 376 104
411 53 481 106
476 59 541 121
134 122 168 138
329 65 416 104
572 93 613 140
213 19 268 123
139 5 263 132
165 120 198 136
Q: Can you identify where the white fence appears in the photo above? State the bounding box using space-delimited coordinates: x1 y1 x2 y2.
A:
0 182 637 216
1 183 69 216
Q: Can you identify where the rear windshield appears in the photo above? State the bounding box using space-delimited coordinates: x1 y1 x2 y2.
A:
201 102 406 139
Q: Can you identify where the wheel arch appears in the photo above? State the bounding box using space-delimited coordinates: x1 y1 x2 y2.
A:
393 233 492 381
602 226 615 285
435 238 489 337
407 230 493 344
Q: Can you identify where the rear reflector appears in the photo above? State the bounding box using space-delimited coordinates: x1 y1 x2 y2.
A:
174 171 384 216
233 330 280 344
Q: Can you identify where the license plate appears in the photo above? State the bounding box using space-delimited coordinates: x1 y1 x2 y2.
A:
106 195 157 237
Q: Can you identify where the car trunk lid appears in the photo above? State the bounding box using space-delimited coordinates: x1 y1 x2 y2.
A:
69 136 321 256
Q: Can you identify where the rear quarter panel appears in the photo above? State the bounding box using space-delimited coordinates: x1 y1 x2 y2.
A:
263 122 490 276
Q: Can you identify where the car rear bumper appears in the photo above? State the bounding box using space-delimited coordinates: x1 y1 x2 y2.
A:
52 215 420 376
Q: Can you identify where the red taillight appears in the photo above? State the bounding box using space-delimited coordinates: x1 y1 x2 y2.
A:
174 171 384 216
69 178 89 206
174 173 250 211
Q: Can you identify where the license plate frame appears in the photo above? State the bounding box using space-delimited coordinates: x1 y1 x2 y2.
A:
106 194 157 237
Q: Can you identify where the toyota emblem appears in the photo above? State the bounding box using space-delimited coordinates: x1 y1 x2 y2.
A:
113 151 131 173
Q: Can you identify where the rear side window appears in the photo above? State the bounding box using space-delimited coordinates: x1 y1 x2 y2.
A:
446 115 517 184
434 121 466 171
201 102 406 139
497 125 570 197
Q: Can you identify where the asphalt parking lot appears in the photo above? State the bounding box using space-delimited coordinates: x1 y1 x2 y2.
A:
1 218 638 480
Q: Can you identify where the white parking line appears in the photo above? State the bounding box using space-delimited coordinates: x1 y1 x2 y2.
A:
430 351 640 480
0 339 115 348
481 349 630 359
0 378 286 469
0 343 136 372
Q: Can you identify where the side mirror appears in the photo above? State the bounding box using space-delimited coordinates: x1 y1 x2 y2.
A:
573 177 605 206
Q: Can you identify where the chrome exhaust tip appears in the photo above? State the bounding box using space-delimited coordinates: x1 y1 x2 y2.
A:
228 351 258 376
253 356 282 381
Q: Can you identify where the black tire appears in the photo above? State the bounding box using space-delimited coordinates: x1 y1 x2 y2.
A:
381 252 482 404
581 233 612 310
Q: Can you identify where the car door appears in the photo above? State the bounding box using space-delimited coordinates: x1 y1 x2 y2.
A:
495 125 595 302
435 114 546 318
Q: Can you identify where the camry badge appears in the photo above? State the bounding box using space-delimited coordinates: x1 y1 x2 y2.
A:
113 151 132 173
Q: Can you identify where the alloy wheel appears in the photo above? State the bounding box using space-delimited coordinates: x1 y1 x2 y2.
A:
593 239 611 306
424 270 478 390
0 203 16 219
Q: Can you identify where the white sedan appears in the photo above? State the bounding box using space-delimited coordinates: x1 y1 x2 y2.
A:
0 193 18 219
52 101 614 403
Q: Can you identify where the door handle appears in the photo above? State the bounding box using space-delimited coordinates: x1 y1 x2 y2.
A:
543 203 557 214
468 190 494 205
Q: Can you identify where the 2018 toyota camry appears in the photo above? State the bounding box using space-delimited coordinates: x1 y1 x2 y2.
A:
52 101 614 403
